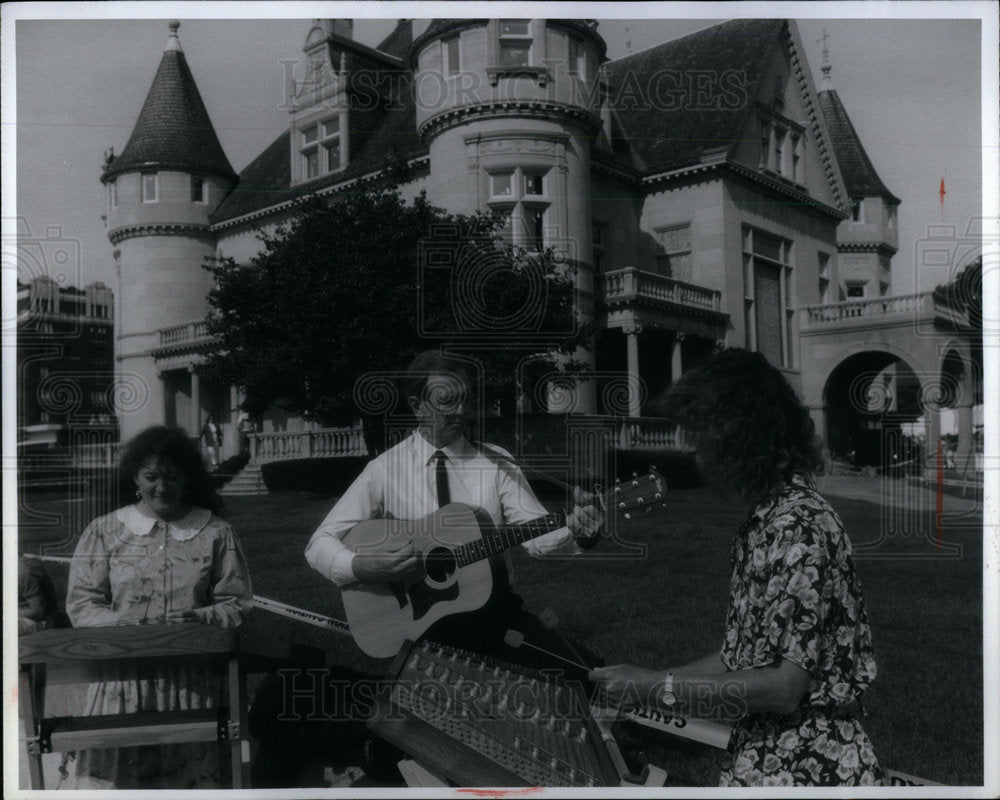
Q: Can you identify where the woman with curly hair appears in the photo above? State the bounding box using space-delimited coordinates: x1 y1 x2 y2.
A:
590 348 884 786
65 425 252 789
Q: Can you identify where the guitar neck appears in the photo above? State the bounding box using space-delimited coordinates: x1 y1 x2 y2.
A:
460 510 571 567
451 472 660 568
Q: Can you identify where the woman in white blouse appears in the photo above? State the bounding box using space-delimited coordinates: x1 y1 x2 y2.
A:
66 425 252 789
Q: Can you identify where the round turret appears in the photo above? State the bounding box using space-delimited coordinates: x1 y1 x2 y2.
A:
410 20 607 412
101 21 236 438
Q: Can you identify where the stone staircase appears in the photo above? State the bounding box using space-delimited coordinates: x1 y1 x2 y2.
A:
217 463 268 496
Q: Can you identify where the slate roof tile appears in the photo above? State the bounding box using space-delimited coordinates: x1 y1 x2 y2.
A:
603 19 785 176
818 89 899 203
104 49 236 182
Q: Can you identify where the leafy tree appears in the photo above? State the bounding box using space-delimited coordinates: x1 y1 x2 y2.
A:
933 255 982 332
203 186 591 454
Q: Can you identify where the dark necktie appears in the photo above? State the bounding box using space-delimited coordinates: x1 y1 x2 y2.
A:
433 450 451 507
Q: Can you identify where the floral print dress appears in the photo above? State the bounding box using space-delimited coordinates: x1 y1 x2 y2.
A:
64 505 252 789
718 477 884 787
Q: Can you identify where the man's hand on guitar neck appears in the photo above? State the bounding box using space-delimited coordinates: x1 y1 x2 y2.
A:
351 541 424 584
568 486 603 550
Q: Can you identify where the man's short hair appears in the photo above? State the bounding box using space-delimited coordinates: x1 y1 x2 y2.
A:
403 350 474 400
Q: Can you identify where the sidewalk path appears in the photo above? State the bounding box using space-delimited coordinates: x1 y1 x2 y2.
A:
817 474 982 516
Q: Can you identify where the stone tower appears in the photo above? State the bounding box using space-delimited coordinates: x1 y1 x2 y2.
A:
101 21 236 440
410 20 607 412
816 34 900 300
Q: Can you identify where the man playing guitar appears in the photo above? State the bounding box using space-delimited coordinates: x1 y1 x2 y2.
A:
305 349 605 667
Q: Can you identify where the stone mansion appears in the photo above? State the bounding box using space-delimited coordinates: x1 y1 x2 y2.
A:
99 18 979 468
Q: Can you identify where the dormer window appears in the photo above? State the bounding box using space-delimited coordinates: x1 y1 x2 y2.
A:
299 115 343 181
499 20 531 67
760 123 771 170
141 173 158 203
758 111 805 185
191 175 207 203
773 127 785 175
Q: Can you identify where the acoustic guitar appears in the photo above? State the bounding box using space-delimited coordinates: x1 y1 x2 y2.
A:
341 471 666 658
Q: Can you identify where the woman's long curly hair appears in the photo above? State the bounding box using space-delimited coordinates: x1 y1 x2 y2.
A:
662 348 823 505
118 425 224 516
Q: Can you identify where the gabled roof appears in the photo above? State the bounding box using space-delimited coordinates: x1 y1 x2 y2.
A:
210 72 426 224
103 23 236 183
818 89 900 204
604 19 786 176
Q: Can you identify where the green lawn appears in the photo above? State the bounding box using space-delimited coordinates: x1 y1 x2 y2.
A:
19 477 984 786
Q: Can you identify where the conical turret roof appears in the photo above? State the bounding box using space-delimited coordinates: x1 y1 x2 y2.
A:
818 89 899 204
103 21 236 183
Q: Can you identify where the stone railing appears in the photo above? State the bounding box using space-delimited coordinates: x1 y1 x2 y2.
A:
159 320 214 347
617 417 691 451
250 427 368 464
249 417 691 465
598 268 721 311
802 293 930 325
71 441 122 468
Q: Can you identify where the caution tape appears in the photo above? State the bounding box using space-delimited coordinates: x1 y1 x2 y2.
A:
593 704 733 750
23 553 352 636
22 553 74 563
603 706 939 785
15 555 949 785
250 594 352 636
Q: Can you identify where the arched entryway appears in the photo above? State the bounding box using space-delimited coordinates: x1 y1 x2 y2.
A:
822 351 923 470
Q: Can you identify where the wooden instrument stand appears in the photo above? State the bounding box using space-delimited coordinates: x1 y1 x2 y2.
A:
18 623 306 790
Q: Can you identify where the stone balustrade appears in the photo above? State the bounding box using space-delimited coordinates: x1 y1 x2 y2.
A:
158 320 214 346
598 268 721 311
71 441 122 468
250 426 368 463
802 293 931 325
249 416 689 465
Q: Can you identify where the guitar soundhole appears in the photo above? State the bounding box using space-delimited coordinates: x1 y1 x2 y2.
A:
424 547 457 585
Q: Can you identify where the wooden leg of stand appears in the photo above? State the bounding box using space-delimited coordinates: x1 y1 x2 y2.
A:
227 655 246 788
19 667 44 790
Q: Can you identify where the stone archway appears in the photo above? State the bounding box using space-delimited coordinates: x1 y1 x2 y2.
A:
932 344 978 473
821 350 923 469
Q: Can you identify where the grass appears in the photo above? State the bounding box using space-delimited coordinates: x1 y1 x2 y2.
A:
19 477 984 786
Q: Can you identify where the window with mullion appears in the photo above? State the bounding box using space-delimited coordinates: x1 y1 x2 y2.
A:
498 19 532 68
487 165 550 250
743 227 794 367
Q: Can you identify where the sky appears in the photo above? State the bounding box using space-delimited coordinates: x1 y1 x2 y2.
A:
6 2 995 297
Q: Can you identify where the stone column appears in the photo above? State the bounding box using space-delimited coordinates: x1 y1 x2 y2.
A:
189 367 201 441
924 398 941 480
671 332 685 383
625 323 642 418
956 403 973 470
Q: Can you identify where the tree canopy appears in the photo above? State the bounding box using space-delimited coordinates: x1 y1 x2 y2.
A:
933 255 982 332
203 186 592 452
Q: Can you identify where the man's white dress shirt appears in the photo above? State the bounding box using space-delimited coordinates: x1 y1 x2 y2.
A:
305 431 579 587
